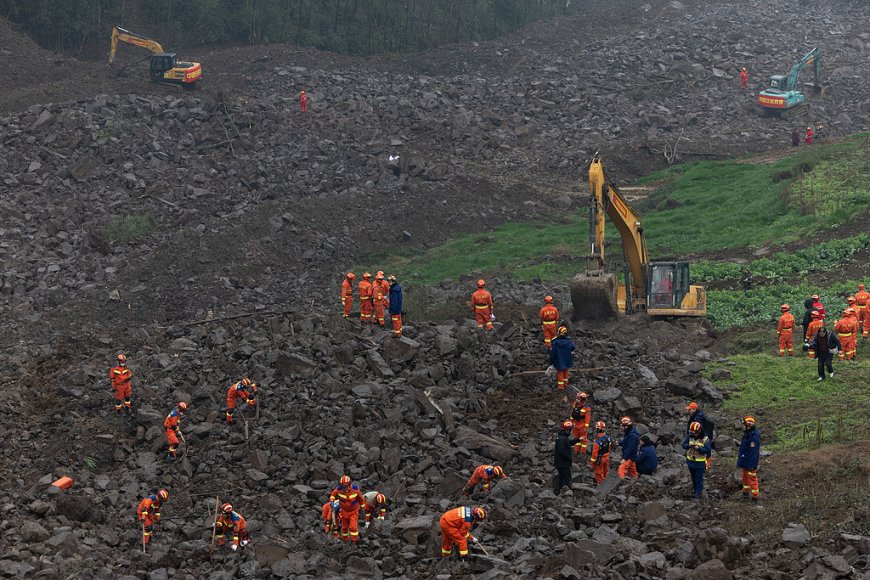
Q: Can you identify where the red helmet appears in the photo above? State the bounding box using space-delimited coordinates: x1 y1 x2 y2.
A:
562 420 574 430
177 401 188 413
811 294 819 300
544 295 553 303
576 391 588 401
339 475 351 487
241 378 252 387
811 310 820 318
347 272 355 280
846 308 856 315
363 272 371 279
620 416 632 427
117 353 127 364
780 304 790 311
477 279 485 288
689 421 703 434
375 493 386 505
595 420 606 430
686 402 699 412
846 296 856 304
157 489 169 501
558 325 568 336
375 272 384 280
492 466 504 477
472 506 486 521
222 502 233 513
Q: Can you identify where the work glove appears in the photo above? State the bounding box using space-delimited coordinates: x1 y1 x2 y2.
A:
490 314 496 322
470 536 479 544
230 544 238 551
364 521 370 529
247 399 256 406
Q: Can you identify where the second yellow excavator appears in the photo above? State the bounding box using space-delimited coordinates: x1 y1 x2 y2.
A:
570 156 706 319
108 26 202 87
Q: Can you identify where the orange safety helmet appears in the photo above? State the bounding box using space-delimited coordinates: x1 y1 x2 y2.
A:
177 401 188 413
241 378 252 387
811 310 820 319
557 325 568 336
595 420 606 430
686 402 699 412
576 391 588 401
811 294 819 300
363 272 371 279
222 502 233 513
117 353 127 364
620 416 632 427
491 466 504 478
689 421 703 434
847 296 856 304
339 475 351 487
562 420 574 430
472 506 486 521
477 279 485 288
375 493 387 505
743 416 756 427
375 272 384 280
347 272 356 280
846 308 856 316
544 295 553 303
780 304 790 312
157 489 169 501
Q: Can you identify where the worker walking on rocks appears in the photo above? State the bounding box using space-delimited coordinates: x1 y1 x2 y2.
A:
776 304 795 356
589 421 612 485
463 464 507 496
682 421 712 499
548 325 575 391
372 272 387 327
636 435 658 475
110 353 134 415
225 378 256 424
341 272 355 318
737 416 761 502
163 401 188 460
686 402 714 470
137 489 169 545
440 506 486 558
362 491 388 527
299 90 307 113
358 273 373 324
739 67 748 90
329 475 362 543
555 420 578 493
808 326 841 381
471 279 494 330
388 275 403 337
617 416 639 479
539 295 559 349
215 503 251 551
321 501 339 539
855 284 870 339
569 392 592 454
805 310 824 359
834 308 858 361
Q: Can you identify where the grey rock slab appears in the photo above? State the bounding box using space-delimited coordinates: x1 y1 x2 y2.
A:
782 522 811 548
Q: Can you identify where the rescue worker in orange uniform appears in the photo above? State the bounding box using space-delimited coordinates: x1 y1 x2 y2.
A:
321 501 339 539
215 503 251 551
569 392 592 454
163 401 188 460
739 67 748 90
834 308 858 361
341 272 355 318
372 272 387 327
388 276 403 337
358 273 373 324
805 310 824 359
805 126 814 145
471 279 494 330
589 421 611 485
855 284 870 338
225 378 256 424
137 489 169 544
362 491 388 527
776 304 795 356
462 464 507 496
539 295 559 349
440 506 485 558
377 271 391 309
329 475 362 543
110 353 133 414
299 90 307 113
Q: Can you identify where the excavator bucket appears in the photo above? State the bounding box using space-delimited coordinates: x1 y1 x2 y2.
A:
570 272 619 320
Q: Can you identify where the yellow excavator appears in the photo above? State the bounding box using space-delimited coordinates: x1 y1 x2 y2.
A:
570 156 706 319
108 26 202 87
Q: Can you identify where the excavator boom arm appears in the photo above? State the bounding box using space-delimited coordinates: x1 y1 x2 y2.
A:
785 47 821 91
108 26 165 65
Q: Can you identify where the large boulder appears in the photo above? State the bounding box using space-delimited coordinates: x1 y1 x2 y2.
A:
452 426 516 462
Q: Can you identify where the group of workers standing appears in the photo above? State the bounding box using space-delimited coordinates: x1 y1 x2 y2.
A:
341 271 404 337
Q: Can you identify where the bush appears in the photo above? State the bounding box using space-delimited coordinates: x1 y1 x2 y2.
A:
101 213 157 244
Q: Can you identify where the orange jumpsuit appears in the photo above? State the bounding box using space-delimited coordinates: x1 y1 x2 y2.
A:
589 434 611 485
372 280 386 327
806 319 824 359
465 465 506 494
539 304 559 349
776 312 795 356
440 507 475 557
834 316 858 360
329 484 361 542
321 502 339 538
358 279 373 323
216 510 249 547
856 289 870 338
570 403 592 454
225 381 256 424
341 278 354 318
471 289 494 330
137 494 162 544
163 409 183 458
110 364 133 412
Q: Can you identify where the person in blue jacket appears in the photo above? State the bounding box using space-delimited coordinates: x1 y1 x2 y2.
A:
737 415 761 502
388 276 404 337
547 325 575 391
636 435 658 476
618 416 640 479
682 420 712 498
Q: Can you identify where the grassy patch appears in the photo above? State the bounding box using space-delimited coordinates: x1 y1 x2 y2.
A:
101 213 157 244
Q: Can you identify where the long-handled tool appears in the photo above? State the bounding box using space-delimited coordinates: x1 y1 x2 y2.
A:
474 539 489 555
209 495 220 557
141 521 147 554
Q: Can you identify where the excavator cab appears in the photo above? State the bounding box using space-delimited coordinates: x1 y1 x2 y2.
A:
646 261 706 317
150 53 177 80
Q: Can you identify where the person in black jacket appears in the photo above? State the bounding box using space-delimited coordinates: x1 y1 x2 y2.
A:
801 297 815 344
808 326 841 381
554 420 578 494
636 435 658 475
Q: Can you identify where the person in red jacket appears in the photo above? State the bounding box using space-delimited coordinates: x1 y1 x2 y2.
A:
164 401 188 460
440 506 486 558
341 272 355 318
539 295 559 349
811 294 826 319
299 90 307 113
110 353 133 414
776 304 795 356
805 126 814 145
329 475 362 542
225 378 257 424
739 67 748 90
358 273 373 324
462 464 507 496
137 489 169 544
805 310 824 359
215 503 251 551
569 391 592 454
471 279 494 330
